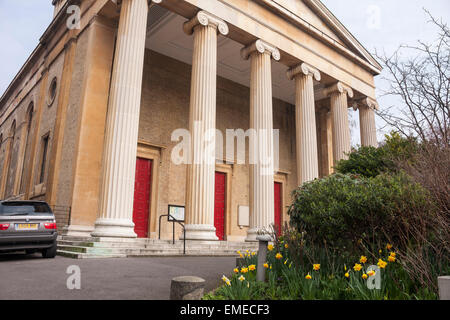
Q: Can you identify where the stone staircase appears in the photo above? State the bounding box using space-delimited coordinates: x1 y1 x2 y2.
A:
57 236 259 259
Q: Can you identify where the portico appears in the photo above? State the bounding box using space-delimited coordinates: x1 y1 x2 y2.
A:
88 0 380 242
0 0 382 251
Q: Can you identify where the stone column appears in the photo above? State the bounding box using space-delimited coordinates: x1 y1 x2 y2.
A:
325 82 354 163
92 0 151 238
182 11 229 241
357 97 378 147
241 40 280 242
287 63 321 185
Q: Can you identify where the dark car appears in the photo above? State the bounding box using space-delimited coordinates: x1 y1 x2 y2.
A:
0 201 57 258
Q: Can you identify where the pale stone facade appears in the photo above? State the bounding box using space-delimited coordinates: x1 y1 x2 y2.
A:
0 0 381 244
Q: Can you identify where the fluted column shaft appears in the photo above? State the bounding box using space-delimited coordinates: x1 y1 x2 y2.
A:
359 98 378 147
288 63 320 185
183 11 229 241
241 40 280 241
326 82 353 163
92 0 149 238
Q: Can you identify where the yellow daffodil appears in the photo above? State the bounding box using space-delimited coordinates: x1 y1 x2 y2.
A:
263 263 269 269
353 263 362 271
360 256 367 264
377 259 388 269
239 253 244 258
389 252 396 257
386 243 393 250
362 273 368 279
276 253 283 260
226 280 231 286
238 275 245 282
313 264 320 271
233 268 239 274
305 274 312 280
388 256 396 262
222 275 230 283
236 250 241 255
345 272 350 278
241 267 249 273
368 270 376 277
284 259 288 265
267 244 274 251
344 265 347 271
251 252 257 256
379 249 382 254
248 264 256 271
284 243 289 249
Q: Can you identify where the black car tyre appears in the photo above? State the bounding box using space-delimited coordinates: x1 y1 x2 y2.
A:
42 242 57 259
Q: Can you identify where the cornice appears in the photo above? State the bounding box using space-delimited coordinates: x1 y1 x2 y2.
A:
252 0 382 75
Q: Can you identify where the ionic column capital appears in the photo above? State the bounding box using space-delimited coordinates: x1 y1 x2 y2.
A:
114 0 161 6
241 39 281 61
324 81 354 99
287 62 321 81
352 97 379 111
183 10 229 36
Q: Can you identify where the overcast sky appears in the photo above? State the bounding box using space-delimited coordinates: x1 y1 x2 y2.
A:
0 0 449 143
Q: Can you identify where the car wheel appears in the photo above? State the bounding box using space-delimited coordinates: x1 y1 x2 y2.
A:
42 242 57 259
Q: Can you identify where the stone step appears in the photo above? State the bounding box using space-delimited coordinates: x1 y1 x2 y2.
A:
58 244 244 256
57 250 127 259
57 248 245 259
57 239 258 250
56 235 259 259
57 241 255 251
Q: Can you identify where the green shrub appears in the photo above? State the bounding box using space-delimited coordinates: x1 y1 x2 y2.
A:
334 132 418 178
335 146 392 178
287 173 430 253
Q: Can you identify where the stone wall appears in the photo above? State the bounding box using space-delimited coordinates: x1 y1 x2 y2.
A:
140 50 299 240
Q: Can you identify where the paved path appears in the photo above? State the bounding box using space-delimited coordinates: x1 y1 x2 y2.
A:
0 253 236 300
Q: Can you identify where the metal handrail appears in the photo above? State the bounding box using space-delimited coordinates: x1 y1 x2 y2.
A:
158 214 186 255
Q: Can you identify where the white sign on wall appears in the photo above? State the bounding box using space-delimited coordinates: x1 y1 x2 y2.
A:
238 205 250 227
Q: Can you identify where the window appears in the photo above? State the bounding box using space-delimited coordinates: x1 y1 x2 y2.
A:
47 77 58 106
39 134 50 184
0 201 52 216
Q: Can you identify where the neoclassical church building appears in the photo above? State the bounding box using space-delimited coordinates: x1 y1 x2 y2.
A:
0 0 380 255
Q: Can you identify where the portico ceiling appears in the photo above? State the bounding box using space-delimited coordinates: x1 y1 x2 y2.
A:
146 7 323 106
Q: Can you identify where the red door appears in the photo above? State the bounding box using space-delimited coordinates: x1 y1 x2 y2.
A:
132 158 152 238
274 182 282 236
214 172 226 240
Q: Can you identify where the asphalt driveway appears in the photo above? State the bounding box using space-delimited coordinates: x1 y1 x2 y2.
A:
0 253 236 300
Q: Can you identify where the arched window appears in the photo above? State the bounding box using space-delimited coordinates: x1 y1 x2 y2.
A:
19 103 34 194
1 121 16 198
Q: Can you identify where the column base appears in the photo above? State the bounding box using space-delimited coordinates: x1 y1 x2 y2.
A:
181 224 218 241
62 225 95 238
245 228 259 242
91 218 137 238
245 227 273 242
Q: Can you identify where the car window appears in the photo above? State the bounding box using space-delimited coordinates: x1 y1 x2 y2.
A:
0 202 53 216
